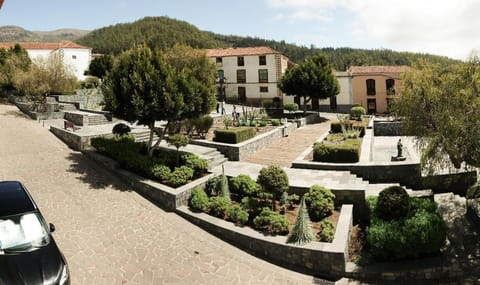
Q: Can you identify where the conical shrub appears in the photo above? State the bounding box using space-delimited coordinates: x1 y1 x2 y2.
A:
219 164 231 202
287 196 314 245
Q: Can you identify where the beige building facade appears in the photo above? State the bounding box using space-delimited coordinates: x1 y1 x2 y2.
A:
206 47 291 105
349 66 408 114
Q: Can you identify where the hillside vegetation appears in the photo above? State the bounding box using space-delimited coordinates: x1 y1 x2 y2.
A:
2 16 459 70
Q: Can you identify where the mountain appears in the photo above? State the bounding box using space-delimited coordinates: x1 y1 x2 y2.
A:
0 25 89 42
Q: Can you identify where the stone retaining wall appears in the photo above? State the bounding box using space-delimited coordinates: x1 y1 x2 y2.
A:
190 123 297 161
373 120 402 136
176 204 353 279
50 125 94 150
82 150 213 211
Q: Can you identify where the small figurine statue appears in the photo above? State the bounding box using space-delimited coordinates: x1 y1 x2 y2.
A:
397 139 403 158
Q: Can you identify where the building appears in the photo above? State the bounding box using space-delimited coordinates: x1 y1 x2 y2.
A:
0 41 92 81
318 71 353 113
206 47 292 105
349 66 409 114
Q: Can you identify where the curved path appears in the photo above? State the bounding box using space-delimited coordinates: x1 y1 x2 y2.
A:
0 104 326 285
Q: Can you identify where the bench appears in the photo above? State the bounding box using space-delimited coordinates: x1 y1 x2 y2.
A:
64 120 79 131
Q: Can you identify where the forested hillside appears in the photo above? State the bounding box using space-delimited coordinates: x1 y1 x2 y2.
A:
0 26 89 42
76 16 459 70
75 17 225 55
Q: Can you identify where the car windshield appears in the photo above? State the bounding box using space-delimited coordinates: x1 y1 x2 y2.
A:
0 212 49 252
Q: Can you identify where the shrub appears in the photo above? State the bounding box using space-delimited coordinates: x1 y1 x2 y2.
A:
304 185 335 221
376 186 410 220
257 165 289 210
330 121 352 133
205 175 222 196
213 127 256 144
253 207 290 235
190 188 209 212
467 183 480 199
318 219 335 242
366 196 447 261
230 174 260 197
194 115 213 138
313 141 360 163
284 103 299 113
219 174 231 202
112 123 131 136
182 118 196 136
152 164 171 181
182 153 208 176
167 166 194 188
241 196 269 217
350 106 366 120
271 119 281 126
226 204 249 225
208 196 230 218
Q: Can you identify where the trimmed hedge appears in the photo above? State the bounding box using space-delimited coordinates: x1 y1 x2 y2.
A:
330 121 366 137
213 127 256 144
313 140 360 163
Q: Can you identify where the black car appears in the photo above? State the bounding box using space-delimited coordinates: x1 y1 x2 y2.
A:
0 181 70 284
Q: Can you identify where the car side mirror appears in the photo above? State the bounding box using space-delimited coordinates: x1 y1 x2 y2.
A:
49 223 56 233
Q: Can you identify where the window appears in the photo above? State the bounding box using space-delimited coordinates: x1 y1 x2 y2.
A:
259 55 266 65
237 69 246 83
386 79 395 95
367 99 377 114
216 57 223 66
237 56 244 66
260 86 268 93
366 79 376 95
217 70 225 80
71 55 77 60
258 69 268 83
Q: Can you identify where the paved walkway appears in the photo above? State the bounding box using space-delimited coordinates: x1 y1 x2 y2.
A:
0 104 327 285
242 114 335 167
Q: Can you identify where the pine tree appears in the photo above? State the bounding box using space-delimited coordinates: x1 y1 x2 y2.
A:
287 196 314 245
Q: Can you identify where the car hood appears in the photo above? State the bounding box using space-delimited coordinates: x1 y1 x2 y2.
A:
0 240 65 285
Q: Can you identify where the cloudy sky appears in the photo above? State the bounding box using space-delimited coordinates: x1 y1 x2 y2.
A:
0 0 477 60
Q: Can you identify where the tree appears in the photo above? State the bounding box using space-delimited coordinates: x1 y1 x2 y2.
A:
0 44 31 91
279 54 340 111
167 134 189 166
393 58 480 173
86 54 113 79
102 44 216 156
256 165 289 211
287 196 314 245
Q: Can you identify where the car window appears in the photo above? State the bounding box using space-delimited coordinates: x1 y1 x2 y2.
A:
0 212 49 251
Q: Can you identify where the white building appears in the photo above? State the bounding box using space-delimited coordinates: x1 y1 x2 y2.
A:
317 71 354 113
206 47 292 105
0 41 92 81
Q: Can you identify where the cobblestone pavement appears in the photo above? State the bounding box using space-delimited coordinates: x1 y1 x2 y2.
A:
0 104 329 284
242 114 334 167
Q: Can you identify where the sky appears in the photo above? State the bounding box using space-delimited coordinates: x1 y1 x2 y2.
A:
0 0 478 60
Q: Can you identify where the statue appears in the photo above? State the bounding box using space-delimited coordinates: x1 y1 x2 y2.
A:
397 139 403 158
392 138 406 161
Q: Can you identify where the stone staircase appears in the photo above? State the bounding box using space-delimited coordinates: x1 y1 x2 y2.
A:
58 103 77 111
87 114 110 126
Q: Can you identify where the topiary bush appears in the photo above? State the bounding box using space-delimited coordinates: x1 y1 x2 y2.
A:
253 207 290 235
152 164 171 181
112 123 131 136
190 188 209 212
376 186 410 220
257 165 289 211
271 119 281 126
284 103 299 113
205 175 222 196
350 106 366 121
313 141 360 163
304 185 335 221
167 166 194 188
213 127 256 143
230 174 260 197
319 219 335 242
226 204 249 225
208 196 230 218
182 153 208 176
366 196 446 261
194 115 213 138
287 196 314 245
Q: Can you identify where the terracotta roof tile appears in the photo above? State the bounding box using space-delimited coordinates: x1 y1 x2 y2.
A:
349 65 410 74
0 41 90 50
206 46 281 57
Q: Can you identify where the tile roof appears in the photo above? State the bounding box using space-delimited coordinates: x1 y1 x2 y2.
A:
349 65 410 74
0 40 90 50
206 46 282 57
